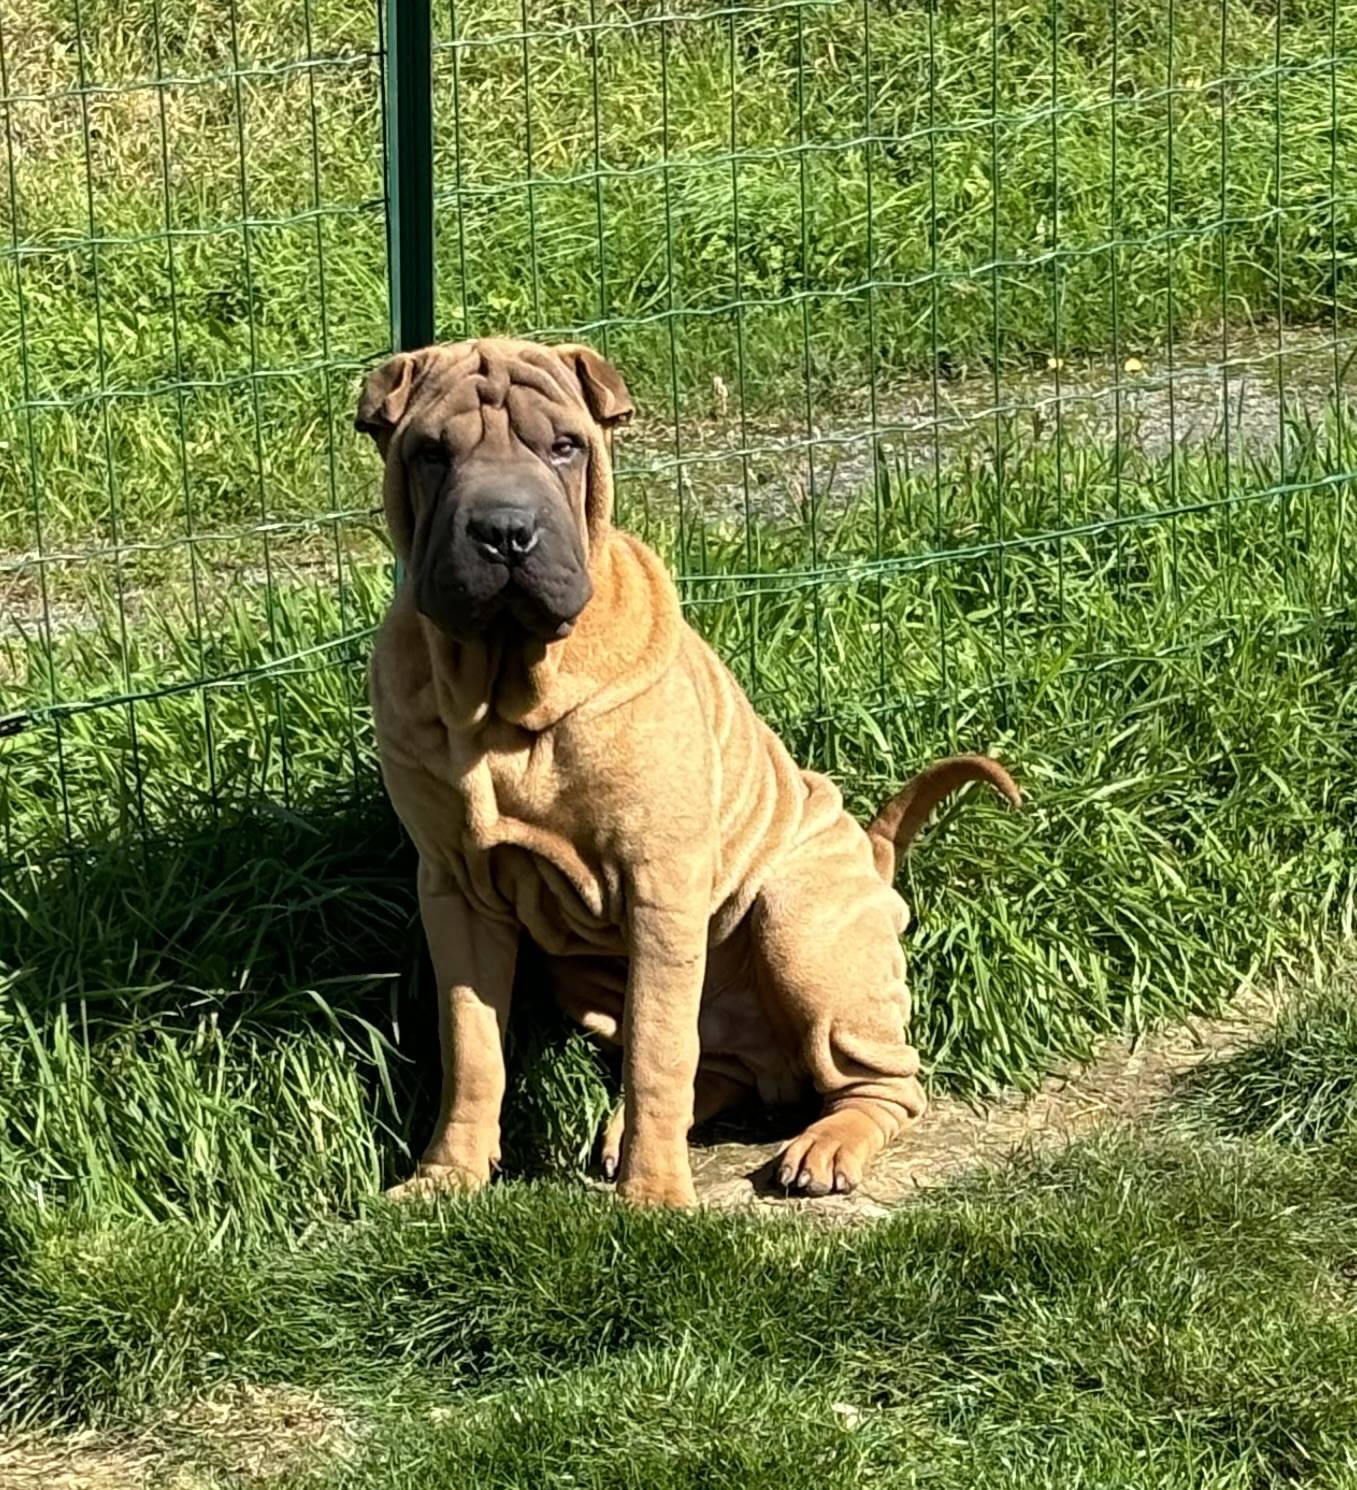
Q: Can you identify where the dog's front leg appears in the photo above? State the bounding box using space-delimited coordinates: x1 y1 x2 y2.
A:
387 859 517 1200
617 867 710 1209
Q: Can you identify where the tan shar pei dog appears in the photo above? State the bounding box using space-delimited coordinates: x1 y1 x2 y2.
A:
359 337 1020 1208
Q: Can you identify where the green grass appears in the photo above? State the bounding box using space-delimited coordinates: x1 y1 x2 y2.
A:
1187 984 1357 1146
3 1099 1357 1484
4 977 1357 1480
3 0 1356 560
3 421 1356 1236
3 1 1357 1478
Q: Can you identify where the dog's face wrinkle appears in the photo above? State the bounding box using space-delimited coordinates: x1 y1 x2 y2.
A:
397 359 595 641
401 409 586 548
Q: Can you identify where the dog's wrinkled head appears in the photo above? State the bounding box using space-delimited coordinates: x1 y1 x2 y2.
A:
356 338 633 642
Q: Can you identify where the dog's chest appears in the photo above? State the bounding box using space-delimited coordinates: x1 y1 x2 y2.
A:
457 737 626 955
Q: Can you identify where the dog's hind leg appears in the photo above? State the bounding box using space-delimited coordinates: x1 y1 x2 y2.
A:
751 826 927 1197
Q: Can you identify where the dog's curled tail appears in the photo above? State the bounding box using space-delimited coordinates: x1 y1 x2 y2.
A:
867 755 1022 883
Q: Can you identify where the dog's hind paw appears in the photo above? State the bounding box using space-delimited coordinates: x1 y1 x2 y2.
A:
597 1101 627 1182
777 1110 880 1197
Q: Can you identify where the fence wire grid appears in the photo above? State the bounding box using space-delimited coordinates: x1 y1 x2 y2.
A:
2 0 1355 868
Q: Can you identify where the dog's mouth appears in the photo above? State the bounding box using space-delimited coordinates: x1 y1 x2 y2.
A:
415 554 591 644
504 584 584 641
410 486 593 645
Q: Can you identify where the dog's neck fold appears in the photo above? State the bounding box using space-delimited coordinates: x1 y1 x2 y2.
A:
420 530 682 736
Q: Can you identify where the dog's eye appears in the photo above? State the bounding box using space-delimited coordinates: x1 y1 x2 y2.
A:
411 440 450 473
550 435 582 463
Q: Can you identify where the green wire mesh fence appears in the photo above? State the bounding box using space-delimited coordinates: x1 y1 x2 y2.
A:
2 0 1354 870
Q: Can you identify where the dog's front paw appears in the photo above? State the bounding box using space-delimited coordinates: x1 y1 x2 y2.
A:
617 1170 698 1209
384 1162 487 1203
597 1102 627 1182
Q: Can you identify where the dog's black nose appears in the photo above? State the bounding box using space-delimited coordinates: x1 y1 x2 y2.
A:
466 507 540 567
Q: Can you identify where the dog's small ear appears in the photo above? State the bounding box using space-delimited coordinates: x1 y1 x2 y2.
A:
355 353 417 445
555 343 634 428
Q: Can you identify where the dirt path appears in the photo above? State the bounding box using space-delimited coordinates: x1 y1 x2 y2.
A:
5 326 1353 642
0 1385 357 1490
682 986 1282 1220
619 325 1355 523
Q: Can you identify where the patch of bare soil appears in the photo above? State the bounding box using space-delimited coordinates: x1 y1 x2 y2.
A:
686 986 1285 1221
0 1384 357 1490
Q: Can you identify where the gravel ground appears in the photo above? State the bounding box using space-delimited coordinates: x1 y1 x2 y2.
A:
615 325 1356 524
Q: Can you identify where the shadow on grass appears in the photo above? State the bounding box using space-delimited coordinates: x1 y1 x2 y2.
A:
1177 981 1357 1149
0 790 626 1200
0 786 821 1211
4 790 412 1024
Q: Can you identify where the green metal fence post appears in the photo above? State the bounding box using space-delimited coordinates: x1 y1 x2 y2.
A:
384 0 433 588
385 0 435 353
